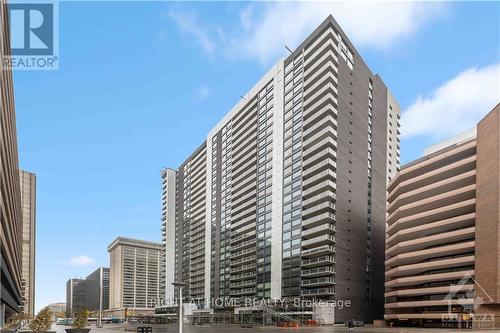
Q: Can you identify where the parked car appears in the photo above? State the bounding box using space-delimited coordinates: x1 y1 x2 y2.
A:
346 319 364 328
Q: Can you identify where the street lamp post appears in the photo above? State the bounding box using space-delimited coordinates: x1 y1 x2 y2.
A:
172 282 187 333
97 279 103 328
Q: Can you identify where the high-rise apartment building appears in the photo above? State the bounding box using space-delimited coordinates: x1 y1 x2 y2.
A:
161 15 400 323
1 0 24 325
108 237 161 313
385 105 499 328
19 170 36 317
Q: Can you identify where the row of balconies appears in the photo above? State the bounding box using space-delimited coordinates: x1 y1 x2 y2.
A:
230 279 256 289
302 276 335 287
386 255 475 279
301 287 335 297
387 141 476 194
302 223 336 239
304 34 339 73
231 222 256 237
303 147 337 173
302 201 336 219
232 247 256 260
302 255 335 268
189 263 205 271
304 58 338 91
231 214 257 232
302 169 336 191
190 275 205 283
386 212 475 248
230 255 256 267
302 245 335 258
387 185 476 226
302 212 336 229
302 126 338 154
230 263 255 274
190 269 205 278
303 26 340 59
231 238 255 252
231 232 255 245
302 266 335 277
387 170 476 215
230 288 256 296
302 234 336 249
302 191 336 209
230 271 256 282
190 282 205 288
302 136 336 160
303 72 338 110
303 161 337 184
387 198 476 236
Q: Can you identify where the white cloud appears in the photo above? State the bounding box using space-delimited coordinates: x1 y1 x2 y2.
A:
168 2 448 64
197 85 210 99
168 10 215 54
66 255 96 267
402 63 500 139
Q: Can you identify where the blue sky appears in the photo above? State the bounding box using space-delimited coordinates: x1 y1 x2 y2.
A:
12 1 499 311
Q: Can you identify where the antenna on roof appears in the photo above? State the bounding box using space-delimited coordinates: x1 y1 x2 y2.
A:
285 45 293 54
240 95 247 101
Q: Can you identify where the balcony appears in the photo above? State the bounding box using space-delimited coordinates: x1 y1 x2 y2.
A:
230 263 255 274
231 247 256 260
302 191 336 209
387 185 476 226
302 277 335 287
302 266 335 277
231 255 256 267
302 201 335 219
386 255 475 278
301 288 335 297
302 212 335 228
231 238 255 252
302 223 335 239
386 212 475 247
231 232 255 245
230 271 256 282
302 245 335 258
302 234 335 249
386 269 475 289
387 199 476 236
302 137 337 160
302 255 335 268
230 279 256 289
231 222 256 237
302 159 337 180
230 288 255 296
302 179 336 199
303 147 337 172
302 170 337 190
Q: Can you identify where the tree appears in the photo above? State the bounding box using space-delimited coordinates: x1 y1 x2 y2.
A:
72 310 89 329
29 307 54 333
